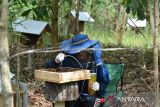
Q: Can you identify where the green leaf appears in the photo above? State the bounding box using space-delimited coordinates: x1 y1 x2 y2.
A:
126 7 130 13
137 9 145 20
126 0 132 5
21 9 31 17
123 0 146 20
21 0 28 6
31 10 37 20
0 0 2 5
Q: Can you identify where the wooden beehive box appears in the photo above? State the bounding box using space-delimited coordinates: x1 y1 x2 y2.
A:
34 68 90 83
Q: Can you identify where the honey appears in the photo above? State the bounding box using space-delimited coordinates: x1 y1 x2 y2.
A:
88 73 97 95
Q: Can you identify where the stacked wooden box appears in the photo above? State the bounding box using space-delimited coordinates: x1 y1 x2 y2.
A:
34 68 90 102
35 68 90 83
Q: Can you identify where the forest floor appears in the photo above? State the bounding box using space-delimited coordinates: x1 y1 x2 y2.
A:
9 46 160 107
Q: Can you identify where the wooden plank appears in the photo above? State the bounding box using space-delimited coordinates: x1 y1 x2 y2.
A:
45 82 79 101
54 102 65 107
35 69 90 83
35 70 61 83
60 70 90 83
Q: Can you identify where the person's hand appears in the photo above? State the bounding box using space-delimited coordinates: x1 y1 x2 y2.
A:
55 53 65 63
92 82 100 91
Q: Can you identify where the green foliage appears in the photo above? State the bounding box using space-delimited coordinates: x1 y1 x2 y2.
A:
122 0 147 20
9 0 51 20
0 0 2 16
20 0 51 20
8 0 152 49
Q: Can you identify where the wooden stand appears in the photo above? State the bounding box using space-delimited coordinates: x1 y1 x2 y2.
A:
44 81 79 101
36 68 90 107
54 102 65 107
45 82 78 107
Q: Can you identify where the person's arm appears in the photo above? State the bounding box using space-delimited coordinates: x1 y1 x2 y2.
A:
45 53 66 68
95 64 110 97
45 60 57 68
96 82 107 97
97 64 110 84
91 42 110 97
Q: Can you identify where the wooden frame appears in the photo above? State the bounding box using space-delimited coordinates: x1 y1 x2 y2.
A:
35 69 90 83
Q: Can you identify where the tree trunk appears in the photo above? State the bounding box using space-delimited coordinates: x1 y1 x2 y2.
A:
67 0 72 38
147 0 155 36
147 0 159 106
114 2 122 46
117 10 127 45
147 0 159 94
114 4 121 33
0 0 13 107
74 0 80 34
153 0 159 94
51 0 59 46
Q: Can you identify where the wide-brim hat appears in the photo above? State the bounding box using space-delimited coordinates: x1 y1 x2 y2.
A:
59 34 98 54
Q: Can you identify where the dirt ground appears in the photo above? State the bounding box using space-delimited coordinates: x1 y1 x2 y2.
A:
28 90 52 107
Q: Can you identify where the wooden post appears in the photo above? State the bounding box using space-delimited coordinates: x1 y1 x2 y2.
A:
16 56 21 107
28 53 32 69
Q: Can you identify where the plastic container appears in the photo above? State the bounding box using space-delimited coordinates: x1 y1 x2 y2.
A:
88 73 97 95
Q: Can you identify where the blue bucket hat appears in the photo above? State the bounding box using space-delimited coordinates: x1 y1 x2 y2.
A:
60 34 98 54
60 34 110 84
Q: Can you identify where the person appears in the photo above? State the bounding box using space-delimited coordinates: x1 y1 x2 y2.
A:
44 34 110 107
